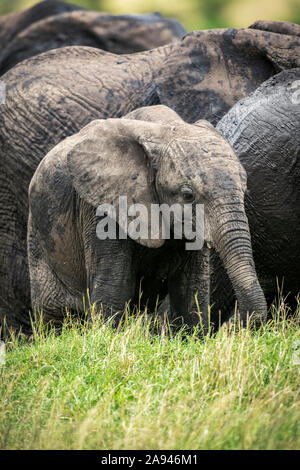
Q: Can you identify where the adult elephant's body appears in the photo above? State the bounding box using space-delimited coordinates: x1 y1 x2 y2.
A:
0 0 82 43
0 23 299 333
0 0 185 76
217 69 300 309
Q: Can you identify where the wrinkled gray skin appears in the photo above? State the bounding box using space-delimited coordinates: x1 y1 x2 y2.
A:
216 69 300 310
27 106 267 333
0 0 186 76
1 20 299 334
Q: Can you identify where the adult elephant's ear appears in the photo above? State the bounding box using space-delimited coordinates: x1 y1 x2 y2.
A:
248 20 300 38
236 27 300 71
67 118 173 248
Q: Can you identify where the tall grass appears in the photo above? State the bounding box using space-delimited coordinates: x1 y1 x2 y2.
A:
0 300 299 450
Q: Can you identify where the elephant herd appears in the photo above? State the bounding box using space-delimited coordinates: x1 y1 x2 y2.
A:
0 0 299 337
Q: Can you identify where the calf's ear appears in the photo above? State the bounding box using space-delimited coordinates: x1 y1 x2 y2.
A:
67 118 173 248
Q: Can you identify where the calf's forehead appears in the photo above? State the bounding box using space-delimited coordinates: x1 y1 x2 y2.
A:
163 131 238 162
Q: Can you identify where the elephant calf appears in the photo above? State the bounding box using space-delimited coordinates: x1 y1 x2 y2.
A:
27 105 267 332
0 0 185 76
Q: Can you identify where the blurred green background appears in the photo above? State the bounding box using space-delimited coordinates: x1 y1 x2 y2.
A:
1 0 299 31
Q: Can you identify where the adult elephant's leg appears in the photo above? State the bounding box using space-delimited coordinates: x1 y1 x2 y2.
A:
86 238 137 326
0 170 32 336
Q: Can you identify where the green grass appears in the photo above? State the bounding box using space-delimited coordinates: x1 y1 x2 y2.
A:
0 302 299 450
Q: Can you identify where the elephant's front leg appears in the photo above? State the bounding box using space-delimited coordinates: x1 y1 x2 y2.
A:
166 245 211 334
87 238 137 325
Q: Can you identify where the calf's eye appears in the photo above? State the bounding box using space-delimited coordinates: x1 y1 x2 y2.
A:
180 185 195 202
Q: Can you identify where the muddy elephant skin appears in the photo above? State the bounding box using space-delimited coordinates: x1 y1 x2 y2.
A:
0 20 299 333
216 69 300 311
0 0 186 76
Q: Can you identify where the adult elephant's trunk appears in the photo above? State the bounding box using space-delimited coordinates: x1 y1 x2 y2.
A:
208 195 267 326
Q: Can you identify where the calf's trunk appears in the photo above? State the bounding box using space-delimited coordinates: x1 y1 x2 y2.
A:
208 196 267 326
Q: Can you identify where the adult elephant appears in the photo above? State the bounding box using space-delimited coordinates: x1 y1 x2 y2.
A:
27 105 267 332
216 68 300 311
0 22 299 334
0 0 186 76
